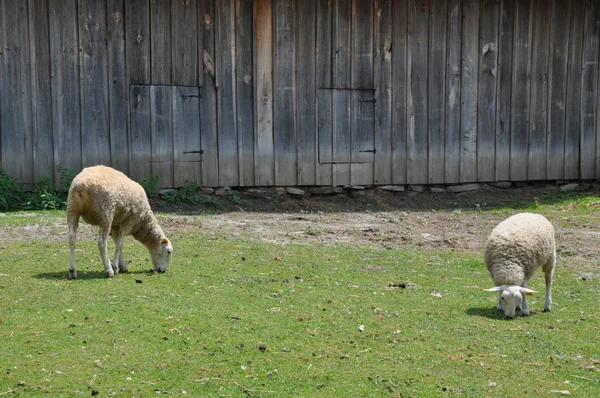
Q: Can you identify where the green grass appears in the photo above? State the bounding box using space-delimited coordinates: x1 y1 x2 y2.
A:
1 209 599 397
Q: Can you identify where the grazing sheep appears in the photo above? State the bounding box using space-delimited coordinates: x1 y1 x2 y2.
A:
67 165 173 278
484 213 555 318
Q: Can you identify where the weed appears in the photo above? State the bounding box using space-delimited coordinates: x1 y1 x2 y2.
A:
0 169 26 211
228 190 243 204
139 173 161 197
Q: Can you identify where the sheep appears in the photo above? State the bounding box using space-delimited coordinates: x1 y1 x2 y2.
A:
67 165 173 278
484 212 555 318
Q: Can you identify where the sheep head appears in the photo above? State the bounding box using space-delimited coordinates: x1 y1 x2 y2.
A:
149 237 173 273
485 285 536 318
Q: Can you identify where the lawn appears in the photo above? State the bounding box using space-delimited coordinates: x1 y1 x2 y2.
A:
1 198 599 396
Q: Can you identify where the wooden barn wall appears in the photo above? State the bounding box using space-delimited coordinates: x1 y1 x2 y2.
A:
1 0 600 188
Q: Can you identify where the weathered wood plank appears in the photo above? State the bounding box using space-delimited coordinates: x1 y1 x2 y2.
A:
198 0 219 187
296 0 317 186
150 0 171 85
374 0 392 185
49 0 82 174
352 0 373 89
351 90 375 185
216 0 239 186
444 0 461 183
150 85 174 188
350 0 374 185
460 0 479 182
254 0 275 186
173 86 201 186
28 0 55 182
107 0 128 174
547 0 570 180
477 0 499 182
126 0 150 85
0 1 33 185
407 0 429 184
79 0 110 168
129 85 152 181
172 0 199 86
495 0 514 181
273 0 296 186
392 0 408 185
333 89 351 185
316 0 332 89
581 0 599 179
316 0 333 185
528 0 551 180
236 0 254 186
333 0 351 89
351 90 376 162
510 0 531 181
428 0 447 184
317 89 333 164
565 0 583 179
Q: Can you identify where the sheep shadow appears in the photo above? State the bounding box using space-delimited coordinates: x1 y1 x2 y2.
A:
465 307 507 320
34 270 155 281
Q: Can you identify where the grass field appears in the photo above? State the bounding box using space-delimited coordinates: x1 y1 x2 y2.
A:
1 198 599 396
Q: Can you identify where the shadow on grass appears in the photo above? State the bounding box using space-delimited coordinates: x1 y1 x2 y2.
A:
465 307 507 320
34 270 155 280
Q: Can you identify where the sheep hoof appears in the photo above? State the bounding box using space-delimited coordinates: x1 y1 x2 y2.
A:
543 308 551 312
522 311 530 317
105 271 115 278
69 270 77 279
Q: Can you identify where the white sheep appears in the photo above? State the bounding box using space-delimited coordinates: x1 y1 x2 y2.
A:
484 212 555 318
67 165 173 278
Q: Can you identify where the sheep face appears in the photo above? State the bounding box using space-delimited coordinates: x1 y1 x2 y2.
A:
485 285 536 318
150 238 173 273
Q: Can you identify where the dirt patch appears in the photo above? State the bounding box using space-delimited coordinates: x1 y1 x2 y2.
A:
2 183 599 276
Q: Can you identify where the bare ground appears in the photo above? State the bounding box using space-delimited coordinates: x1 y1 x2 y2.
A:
2 183 599 277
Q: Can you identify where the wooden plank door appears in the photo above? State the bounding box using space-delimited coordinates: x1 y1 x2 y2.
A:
317 88 375 185
130 85 203 189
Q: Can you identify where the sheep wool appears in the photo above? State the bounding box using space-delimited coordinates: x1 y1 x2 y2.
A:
484 212 555 318
67 165 173 278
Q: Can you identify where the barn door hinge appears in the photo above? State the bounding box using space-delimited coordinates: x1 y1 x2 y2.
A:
358 98 376 103
359 149 376 153
183 149 204 154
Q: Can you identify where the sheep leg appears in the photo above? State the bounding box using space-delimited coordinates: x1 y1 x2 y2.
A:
98 226 114 278
67 212 80 279
521 280 530 316
543 252 556 312
112 234 127 274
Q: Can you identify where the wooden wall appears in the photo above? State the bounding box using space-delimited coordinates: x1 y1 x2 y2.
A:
1 0 600 188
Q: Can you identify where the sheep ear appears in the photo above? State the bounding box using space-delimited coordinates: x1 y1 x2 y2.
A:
484 285 507 292
519 287 536 296
161 238 169 245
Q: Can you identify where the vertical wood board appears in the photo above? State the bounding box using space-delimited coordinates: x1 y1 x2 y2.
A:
236 0 255 186
254 0 275 185
28 0 55 182
216 0 239 186
428 0 447 184
407 0 429 184
296 0 317 185
273 0 296 185
198 0 219 187
495 0 514 181
477 0 499 182
79 0 110 168
510 0 531 181
460 0 479 182
547 0 570 180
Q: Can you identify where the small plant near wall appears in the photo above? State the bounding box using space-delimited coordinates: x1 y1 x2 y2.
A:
0 169 26 211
